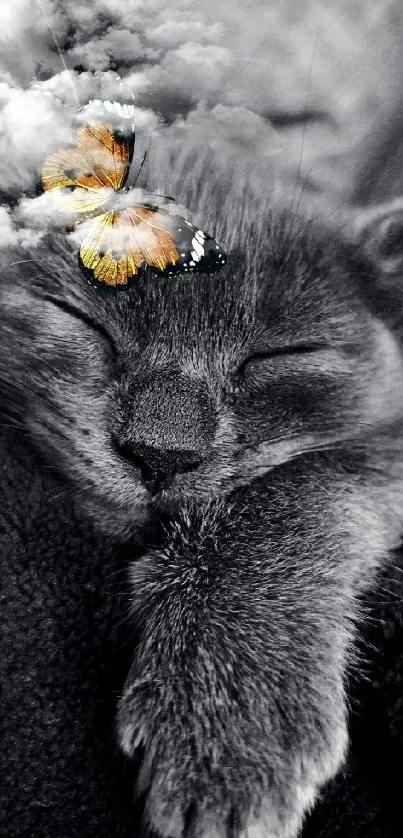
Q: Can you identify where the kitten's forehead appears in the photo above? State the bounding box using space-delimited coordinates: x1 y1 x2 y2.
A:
253 222 376 340
44 246 255 331
12 219 371 351
109 262 256 355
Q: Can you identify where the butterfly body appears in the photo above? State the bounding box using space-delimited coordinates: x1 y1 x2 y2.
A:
41 101 227 288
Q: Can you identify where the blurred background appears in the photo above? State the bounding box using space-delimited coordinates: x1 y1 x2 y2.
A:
1 0 403 242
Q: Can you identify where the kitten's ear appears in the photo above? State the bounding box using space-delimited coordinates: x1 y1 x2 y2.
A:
348 199 403 277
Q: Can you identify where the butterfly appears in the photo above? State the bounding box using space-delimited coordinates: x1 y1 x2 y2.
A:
41 100 227 288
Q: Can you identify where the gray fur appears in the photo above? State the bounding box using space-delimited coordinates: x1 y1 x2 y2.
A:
2 156 403 837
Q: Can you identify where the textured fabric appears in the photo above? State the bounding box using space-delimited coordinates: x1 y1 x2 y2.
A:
0 431 142 837
304 559 403 838
1 429 403 837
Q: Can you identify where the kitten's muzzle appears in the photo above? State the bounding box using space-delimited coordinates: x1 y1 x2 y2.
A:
114 373 216 496
115 440 203 495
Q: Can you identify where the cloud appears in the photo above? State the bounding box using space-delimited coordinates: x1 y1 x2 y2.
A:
0 87 72 190
0 204 44 248
154 42 234 105
145 20 224 51
68 29 145 72
1 0 403 259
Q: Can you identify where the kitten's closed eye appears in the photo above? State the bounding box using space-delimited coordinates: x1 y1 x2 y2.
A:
41 295 117 360
236 343 338 377
237 342 327 370
235 343 354 405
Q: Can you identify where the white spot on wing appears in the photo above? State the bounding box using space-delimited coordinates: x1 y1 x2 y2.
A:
191 238 205 260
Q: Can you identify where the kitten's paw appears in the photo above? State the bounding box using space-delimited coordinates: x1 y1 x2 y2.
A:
118 678 347 838
117 512 350 838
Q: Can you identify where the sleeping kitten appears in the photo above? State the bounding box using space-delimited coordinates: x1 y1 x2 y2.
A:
2 157 403 838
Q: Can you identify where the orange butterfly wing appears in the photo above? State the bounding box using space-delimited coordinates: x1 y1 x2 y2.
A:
79 207 181 287
42 121 133 217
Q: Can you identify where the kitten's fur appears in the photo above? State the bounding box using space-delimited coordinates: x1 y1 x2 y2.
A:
2 150 403 837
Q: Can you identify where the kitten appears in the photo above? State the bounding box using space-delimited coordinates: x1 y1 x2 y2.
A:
2 153 403 838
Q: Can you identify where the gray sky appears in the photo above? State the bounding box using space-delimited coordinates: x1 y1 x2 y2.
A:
1 0 403 246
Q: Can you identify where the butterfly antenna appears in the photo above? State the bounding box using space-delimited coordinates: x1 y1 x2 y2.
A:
131 139 176 202
132 150 148 188
35 0 80 107
129 135 175 203
149 193 176 203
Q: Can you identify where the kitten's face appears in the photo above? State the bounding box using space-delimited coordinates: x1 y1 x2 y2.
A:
2 214 403 539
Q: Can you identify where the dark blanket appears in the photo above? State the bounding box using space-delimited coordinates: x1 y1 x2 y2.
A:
1 429 403 838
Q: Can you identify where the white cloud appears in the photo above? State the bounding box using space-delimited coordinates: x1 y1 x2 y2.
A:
68 29 145 72
17 192 67 227
1 0 403 258
0 204 44 247
145 20 224 50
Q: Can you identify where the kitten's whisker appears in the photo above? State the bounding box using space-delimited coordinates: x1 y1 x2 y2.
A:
2 259 40 272
1 380 38 400
290 157 321 223
35 0 80 106
288 27 322 237
331 208 381 237
0 421 28 432
47 484 87 504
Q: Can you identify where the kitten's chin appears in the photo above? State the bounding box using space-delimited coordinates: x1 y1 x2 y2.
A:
73 480 218 542
75 494 151 542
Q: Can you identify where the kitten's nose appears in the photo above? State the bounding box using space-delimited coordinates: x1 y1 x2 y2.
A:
115 440 203 494
114 374 215 495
